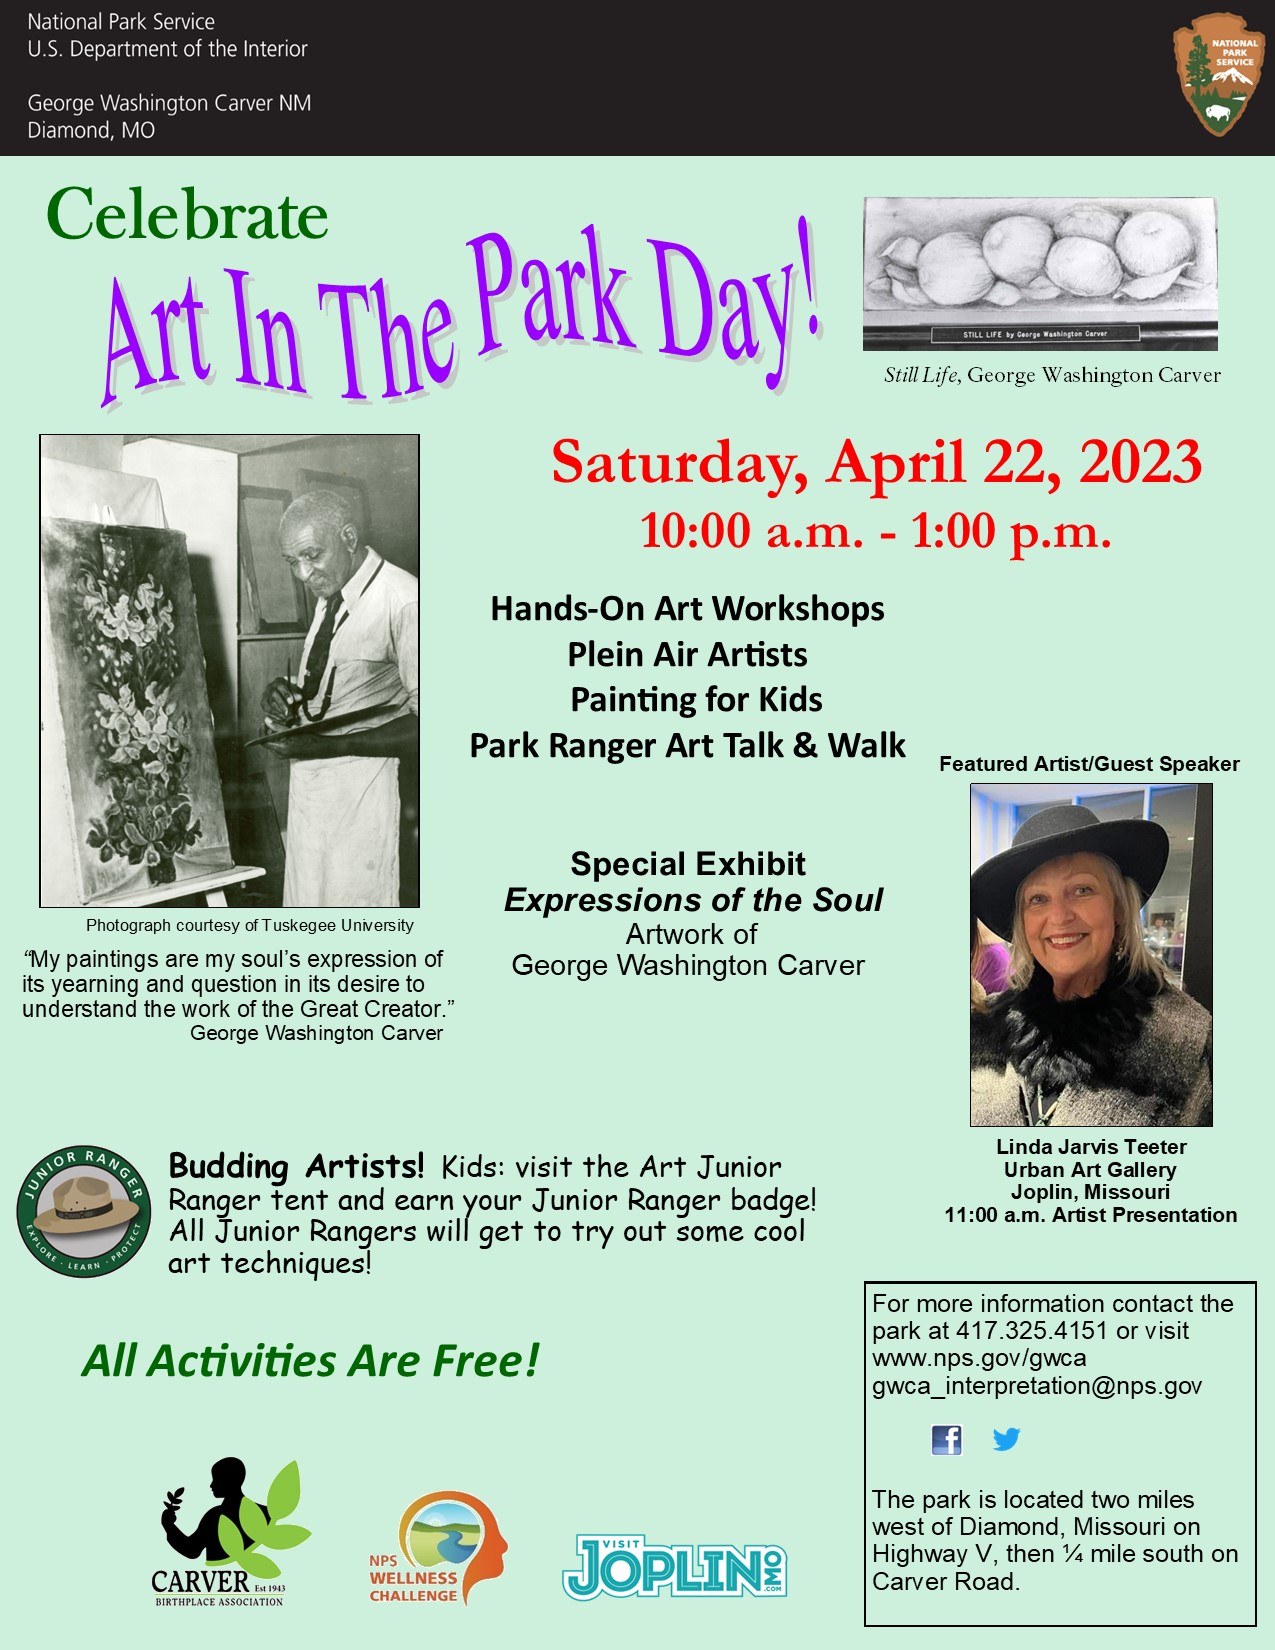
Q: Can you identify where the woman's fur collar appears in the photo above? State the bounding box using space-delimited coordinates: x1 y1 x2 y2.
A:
977 963 1158 1092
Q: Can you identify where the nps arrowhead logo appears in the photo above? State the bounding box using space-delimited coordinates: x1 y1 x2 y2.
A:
1174 12 1265 134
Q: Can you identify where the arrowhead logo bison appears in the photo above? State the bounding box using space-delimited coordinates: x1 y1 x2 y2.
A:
1174 12 1264 135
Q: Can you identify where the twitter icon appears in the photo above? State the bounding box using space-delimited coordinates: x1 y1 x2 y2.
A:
993 1427 1021 1452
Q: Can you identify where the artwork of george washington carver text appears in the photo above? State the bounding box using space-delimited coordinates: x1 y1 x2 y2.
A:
41 519 233 903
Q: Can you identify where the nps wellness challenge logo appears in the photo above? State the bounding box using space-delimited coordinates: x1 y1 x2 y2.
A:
16 1144 150 1276
368 1491 507 1605
1174 12 1265 133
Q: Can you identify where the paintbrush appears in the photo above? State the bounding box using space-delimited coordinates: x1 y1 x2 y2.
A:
244 702 404 748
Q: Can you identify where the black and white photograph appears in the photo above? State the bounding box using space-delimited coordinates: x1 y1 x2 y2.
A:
864 196 1219 350
39 434 420 909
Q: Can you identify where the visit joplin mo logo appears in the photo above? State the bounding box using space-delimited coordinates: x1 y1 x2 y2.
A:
562 1535 788 1600
1174 13 1265 134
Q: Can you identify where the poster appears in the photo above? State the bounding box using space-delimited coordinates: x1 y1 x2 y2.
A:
7 9 1270 1646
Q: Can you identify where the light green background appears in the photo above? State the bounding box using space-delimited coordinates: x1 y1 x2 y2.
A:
865 1284 1256 1626
6 155 1269 1645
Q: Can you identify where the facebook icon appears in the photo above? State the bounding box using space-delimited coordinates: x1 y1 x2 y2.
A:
931 1424 963 1457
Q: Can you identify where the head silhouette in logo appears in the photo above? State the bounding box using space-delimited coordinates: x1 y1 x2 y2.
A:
160 1457 269 1561
398 1491 507 1604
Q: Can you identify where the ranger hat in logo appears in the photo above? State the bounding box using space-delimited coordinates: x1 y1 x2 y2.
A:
1174 12 1265 135
17 1146 151 1276
33 1175 140 1234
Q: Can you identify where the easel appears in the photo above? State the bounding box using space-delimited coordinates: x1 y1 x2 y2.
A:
88 865 266 909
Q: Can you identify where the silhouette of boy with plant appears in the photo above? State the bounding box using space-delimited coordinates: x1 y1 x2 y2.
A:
160 1457 269 1561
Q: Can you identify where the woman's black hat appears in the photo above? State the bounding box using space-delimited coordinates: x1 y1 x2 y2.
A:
971 804 1169 941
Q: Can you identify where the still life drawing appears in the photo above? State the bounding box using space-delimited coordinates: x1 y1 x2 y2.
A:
862 197 1219 342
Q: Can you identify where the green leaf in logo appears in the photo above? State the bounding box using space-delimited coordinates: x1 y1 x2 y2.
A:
258 1522 311 1550
267 1460 301 1520
239 1497 270 1545
238 1549 282 1580
218 1516 245 1560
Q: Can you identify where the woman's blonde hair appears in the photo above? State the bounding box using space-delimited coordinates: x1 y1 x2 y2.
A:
1007 852 1167 992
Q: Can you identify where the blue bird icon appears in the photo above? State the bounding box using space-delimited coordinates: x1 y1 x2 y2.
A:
993 1427 1021 1451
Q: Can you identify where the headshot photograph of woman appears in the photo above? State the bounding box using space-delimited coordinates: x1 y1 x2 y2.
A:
970 798 1212 1128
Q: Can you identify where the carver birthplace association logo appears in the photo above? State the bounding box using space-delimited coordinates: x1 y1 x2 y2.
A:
369 1491 507 1605
562 1534 788 1600
152 1457 312 1605
17 1144 150 1276
1174 12 1265 134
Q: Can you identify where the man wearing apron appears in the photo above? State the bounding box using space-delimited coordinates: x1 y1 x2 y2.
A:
260 491 418 907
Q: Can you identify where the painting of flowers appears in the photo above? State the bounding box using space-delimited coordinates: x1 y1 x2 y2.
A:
41 519 232 902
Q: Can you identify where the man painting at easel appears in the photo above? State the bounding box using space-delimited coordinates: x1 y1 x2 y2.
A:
259 491 418 907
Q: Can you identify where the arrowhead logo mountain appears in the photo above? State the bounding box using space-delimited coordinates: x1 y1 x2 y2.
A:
1174 12 1265 135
